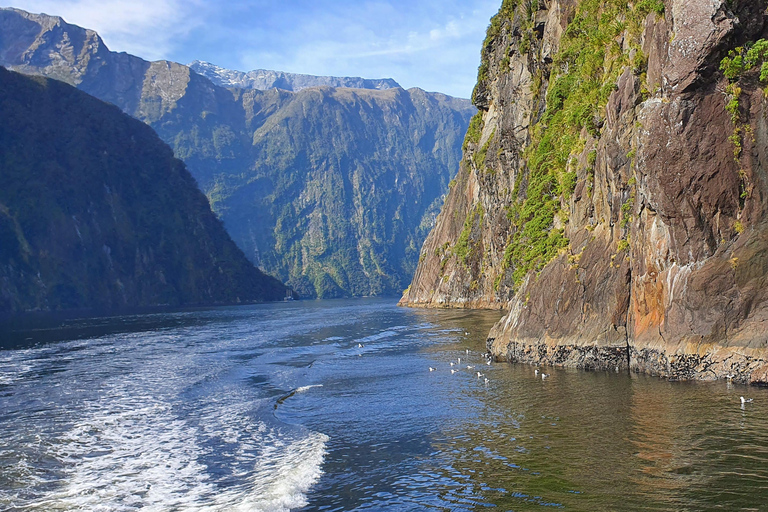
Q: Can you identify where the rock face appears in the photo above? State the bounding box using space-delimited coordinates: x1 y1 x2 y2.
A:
402 0 768 385
0 7 474 299
189 60 401 92
0 67 287 314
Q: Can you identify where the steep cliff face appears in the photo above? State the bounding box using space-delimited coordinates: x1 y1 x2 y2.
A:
0 8 474 299
0 67 286 314
403 0 768 384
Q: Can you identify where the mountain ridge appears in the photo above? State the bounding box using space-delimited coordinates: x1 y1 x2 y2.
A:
0 7 475 298
188 60 402 93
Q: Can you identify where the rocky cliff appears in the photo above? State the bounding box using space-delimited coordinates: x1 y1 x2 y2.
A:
0 67 286 314
0 7 474 299
189 60 401 92
402 0 768 385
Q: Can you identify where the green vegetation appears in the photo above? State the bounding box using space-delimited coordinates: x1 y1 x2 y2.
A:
473 129 496 170
719 40 768 211
454 204 484 264
464 112 485 150
499 0 661 288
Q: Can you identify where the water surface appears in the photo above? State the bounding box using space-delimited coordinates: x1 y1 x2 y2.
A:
1 299 767 511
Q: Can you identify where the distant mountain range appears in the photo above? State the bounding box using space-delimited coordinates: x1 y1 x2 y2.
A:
0 7 474 298
0 67 286 314
189 60 401 92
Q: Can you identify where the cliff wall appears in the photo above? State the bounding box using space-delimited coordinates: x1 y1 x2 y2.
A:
402 0 768 384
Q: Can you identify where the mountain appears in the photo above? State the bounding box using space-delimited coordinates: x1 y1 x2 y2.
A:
0 7 475 298
0 66 286 314
402 0 768 385
189 60 401 92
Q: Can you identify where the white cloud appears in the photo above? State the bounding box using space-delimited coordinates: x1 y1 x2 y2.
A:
236 0 498 97
2 0 501 97
2 0 205 61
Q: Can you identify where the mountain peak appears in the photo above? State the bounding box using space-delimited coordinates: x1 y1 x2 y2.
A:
188 60 401 92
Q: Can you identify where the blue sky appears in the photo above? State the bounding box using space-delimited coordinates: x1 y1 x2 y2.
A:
4 0 501 98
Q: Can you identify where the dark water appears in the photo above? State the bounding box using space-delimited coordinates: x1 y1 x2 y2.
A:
1 299 768 511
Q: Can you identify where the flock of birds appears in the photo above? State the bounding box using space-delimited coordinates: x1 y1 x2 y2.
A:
428 347 493 384
423 341 757 408
427 344 557 386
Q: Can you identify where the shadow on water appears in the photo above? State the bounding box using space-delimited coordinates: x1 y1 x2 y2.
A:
0 308 222 350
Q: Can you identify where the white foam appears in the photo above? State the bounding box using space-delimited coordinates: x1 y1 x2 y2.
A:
22 398 329 512
295 384 323 393
210 431 330 512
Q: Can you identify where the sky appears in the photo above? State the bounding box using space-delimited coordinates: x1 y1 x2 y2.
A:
2 0 502 98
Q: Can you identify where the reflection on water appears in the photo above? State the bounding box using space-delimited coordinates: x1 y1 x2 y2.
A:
1 299 767 511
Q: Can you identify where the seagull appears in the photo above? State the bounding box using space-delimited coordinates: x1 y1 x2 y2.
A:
458 357 461 364
466 349 470 354
451 369 458 374
465 331 469 335
741 396 753 404
429 367 436 372
476 372 484 378
534 369 539 376
358 343 363 348
467 365 475 370
541 373 549 379
484 377 489 384
450 362 455 367
486 359 492 366
726 374 735 381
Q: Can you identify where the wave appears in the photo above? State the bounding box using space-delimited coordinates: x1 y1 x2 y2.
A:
14 395 329 512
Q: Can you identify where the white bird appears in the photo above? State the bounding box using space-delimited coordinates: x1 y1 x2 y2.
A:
534 369 539 376
741 396 753 404
541 373 549 379
486 360 492 366
451 369 458 374
429 367 436 372
458 357 461 364
450 362 455 366
726 374 735 381
466 365 474 370
358 343 363 348
465 331 469 335
466 349 470 354
476 372 484 378
484 377 489 384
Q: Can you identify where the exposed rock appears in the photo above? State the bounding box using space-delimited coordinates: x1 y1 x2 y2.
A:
189 60 401 92
404 0 768 385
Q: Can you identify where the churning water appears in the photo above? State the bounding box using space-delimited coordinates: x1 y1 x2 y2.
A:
1 299 768 511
